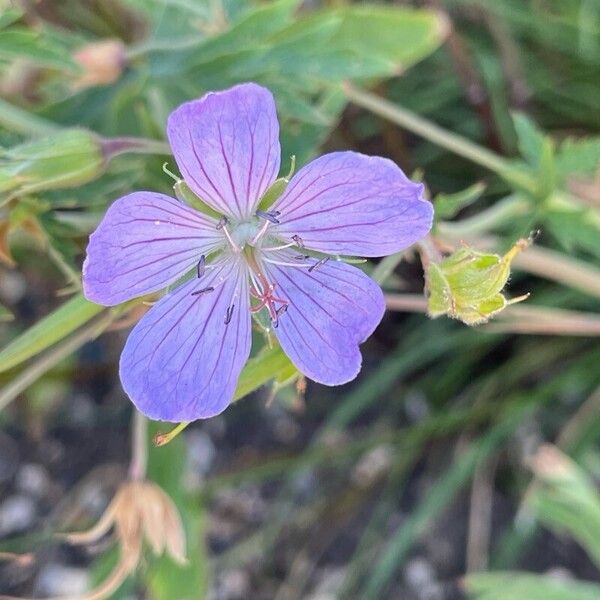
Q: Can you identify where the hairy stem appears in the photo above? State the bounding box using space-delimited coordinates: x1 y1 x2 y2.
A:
129 410 148 481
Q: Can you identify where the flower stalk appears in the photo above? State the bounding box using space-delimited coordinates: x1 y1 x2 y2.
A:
342 83 537 194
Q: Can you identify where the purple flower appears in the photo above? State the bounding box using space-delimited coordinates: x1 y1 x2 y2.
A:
83 83 433 422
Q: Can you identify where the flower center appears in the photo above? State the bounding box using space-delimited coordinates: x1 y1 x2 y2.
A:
229 219 261 248
203 211 329 329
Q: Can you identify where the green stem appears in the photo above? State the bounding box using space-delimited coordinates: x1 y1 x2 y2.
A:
0 97 58 136
0 310 116 412
129 410 148 481
101 136 171 158
46 243 82 290
436 195 530 238
371 251 408 284
342 83 536 193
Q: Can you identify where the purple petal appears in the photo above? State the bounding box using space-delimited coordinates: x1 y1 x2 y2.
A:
167 83 281 221
119 257 251 422
272 152 433 257
263 254 385 385
83 192 222 306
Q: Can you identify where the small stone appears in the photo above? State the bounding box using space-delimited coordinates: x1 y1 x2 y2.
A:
15 464 50 498
217 569 250 599
273 414 300 443
404 557 436 591
351 445 393 488
404 391 430 423
35 564 90 597
186 430 216 477
545 566 574 581
0 270 27 302
309 567 345 599
69 394 96 427
0 495 36 535
0 433 19 484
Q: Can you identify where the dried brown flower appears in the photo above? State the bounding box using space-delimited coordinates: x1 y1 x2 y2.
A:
1 480 186 600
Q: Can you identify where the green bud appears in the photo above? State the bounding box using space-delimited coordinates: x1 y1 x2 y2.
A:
0 129 105 203
427 239 530 325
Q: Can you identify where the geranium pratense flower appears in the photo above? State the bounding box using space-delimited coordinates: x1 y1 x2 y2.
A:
83 83 433 422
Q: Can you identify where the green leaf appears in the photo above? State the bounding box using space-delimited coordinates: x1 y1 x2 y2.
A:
465 572 600 600
528 446 600 567
146 421 209 600
545 204 600 258
556 136 600 178
512 112 547 167
0 294 103 373
512 113 556 198
0 28 77 70
0 303 13 322
263 6 446 81
544 191 600 257
234 344 298 401
0 9 23 30
434 183 486 220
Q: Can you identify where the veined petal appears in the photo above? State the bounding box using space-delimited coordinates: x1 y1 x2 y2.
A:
262 253 385 385
272 151 433 257
167 83 281 221
83 192 222 306
119 256 251 422
83 192 223 306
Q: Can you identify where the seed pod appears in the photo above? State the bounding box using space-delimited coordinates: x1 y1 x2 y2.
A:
427 239 530 325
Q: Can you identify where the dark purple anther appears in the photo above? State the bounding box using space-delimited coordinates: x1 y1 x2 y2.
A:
308 257 330 273
292 234 304 248
276 304 288 316
256 210 280 224
216 216 229 230
197 255 206 278
191 286 215 296
225 304 235 324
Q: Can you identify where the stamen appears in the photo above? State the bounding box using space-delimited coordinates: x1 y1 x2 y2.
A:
308 257 330 273
292 234 304 248
261 241 296 252
263 257 313 268
215 216 241 252
191 286 214 297
294 254 309 260
225 304 235 324
272 317 279 329
276 304 288 316
256 210 281 224
250 218 271 246
197 255 206 278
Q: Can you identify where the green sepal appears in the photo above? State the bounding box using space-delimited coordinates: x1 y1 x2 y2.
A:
426 240 529 326
257 155 296 210
173 180 222 220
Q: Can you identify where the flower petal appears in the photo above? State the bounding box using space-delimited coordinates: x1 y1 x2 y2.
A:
83 192 222 306
272 151 433 257
263 254 385 385
167 83 281 220
119 257 251 422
